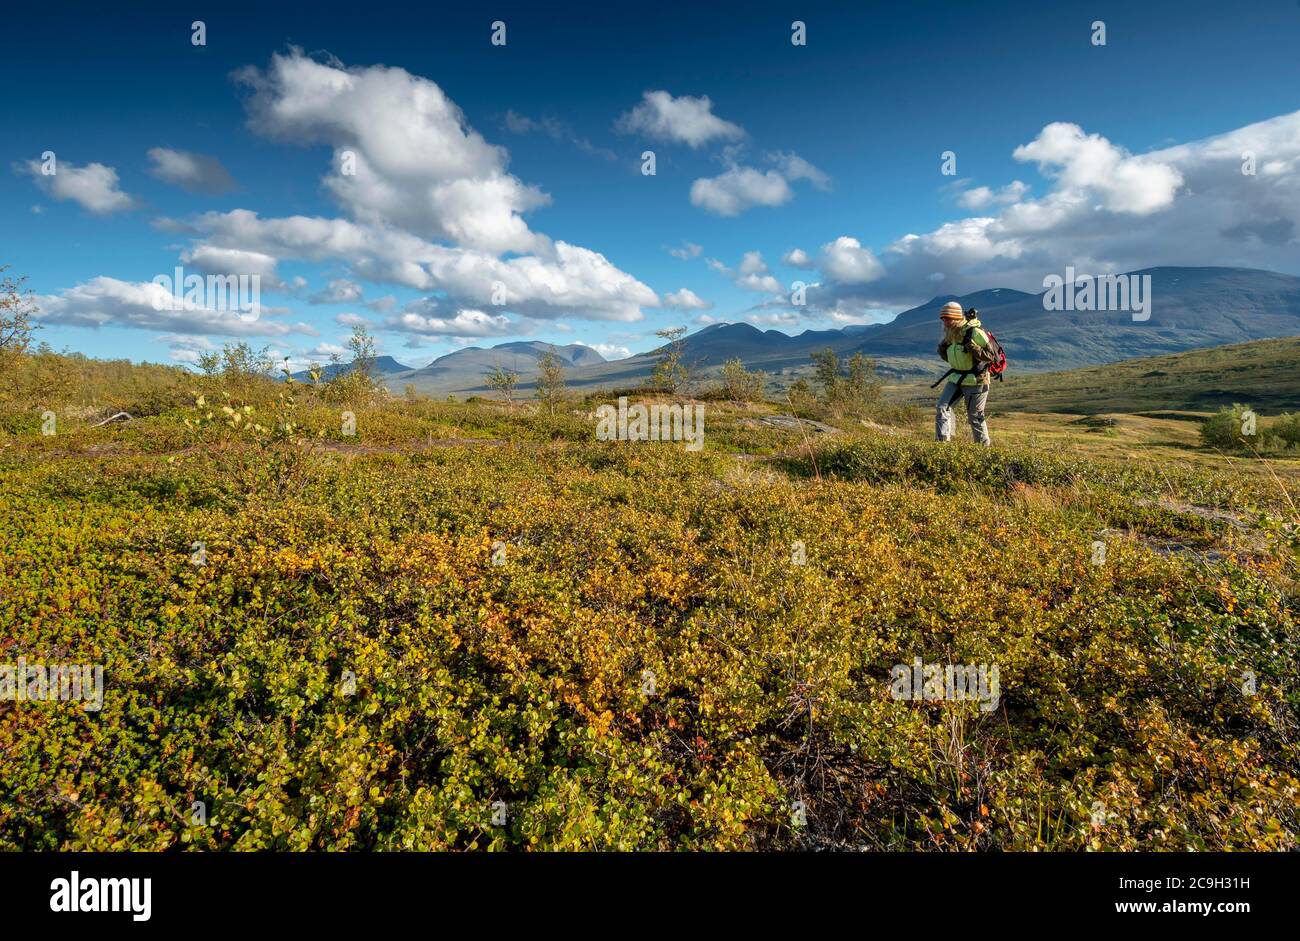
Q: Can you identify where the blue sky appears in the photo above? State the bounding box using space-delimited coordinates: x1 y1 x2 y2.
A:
3 0 1299 369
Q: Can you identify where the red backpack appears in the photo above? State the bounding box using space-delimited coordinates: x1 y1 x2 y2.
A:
970 323 1007 381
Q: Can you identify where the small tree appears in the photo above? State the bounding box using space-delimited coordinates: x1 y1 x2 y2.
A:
486 365 520 409
844 352 882 410
717 358 766 402
0 269 39 406
188 341 279 409
811 348 842 406
196 342 273 391
0 267 37 361
534 349 566 415
650 326 688 393
811 348 842 402
320 326 381 404
197 350 222 377
218 342 275 379
346 325 377 381
810 348 882 417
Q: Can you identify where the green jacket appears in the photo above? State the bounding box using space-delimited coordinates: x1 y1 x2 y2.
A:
940 317 992 387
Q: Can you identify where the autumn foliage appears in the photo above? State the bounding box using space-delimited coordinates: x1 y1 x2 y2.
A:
1 361 1297 850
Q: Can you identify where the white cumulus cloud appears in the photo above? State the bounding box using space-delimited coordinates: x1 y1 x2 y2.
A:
818 237 884 284
663 288 713 311
146 52 660 334
592 343 632 360
708 251 783 295
1012 122 1182 215
957 180 1028 210
691 167 791 216
690 152 828 216
33 277 310 337
616 91 745 148
783 248 813 268
780 112 1300 314
386 305 513 338
22 158 136 214
236 48 550 255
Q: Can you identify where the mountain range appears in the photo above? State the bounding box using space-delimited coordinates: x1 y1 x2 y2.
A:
293 355 414 382
292 341 605 387
314 267 1300 394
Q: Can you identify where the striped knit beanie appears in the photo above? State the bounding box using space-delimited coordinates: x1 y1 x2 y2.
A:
938 301 966 324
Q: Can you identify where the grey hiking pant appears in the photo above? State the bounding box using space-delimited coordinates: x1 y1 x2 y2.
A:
935 382 990 446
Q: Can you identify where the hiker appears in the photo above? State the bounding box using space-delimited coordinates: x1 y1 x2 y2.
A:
934 301 994 446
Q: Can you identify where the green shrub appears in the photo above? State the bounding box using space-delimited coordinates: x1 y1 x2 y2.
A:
1200 404 1255 451
1273 412 1300 447
1200 404 1300 455
787 435 1086 491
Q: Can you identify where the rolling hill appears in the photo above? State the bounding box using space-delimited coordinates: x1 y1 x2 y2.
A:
978 335 1300 414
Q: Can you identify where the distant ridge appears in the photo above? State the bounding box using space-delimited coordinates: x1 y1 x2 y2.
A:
533 267 1300 395
292 342 609 389
291 355 412 382
359 268 1300 395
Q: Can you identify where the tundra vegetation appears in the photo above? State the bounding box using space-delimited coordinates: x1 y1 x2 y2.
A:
1 323 1298 850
